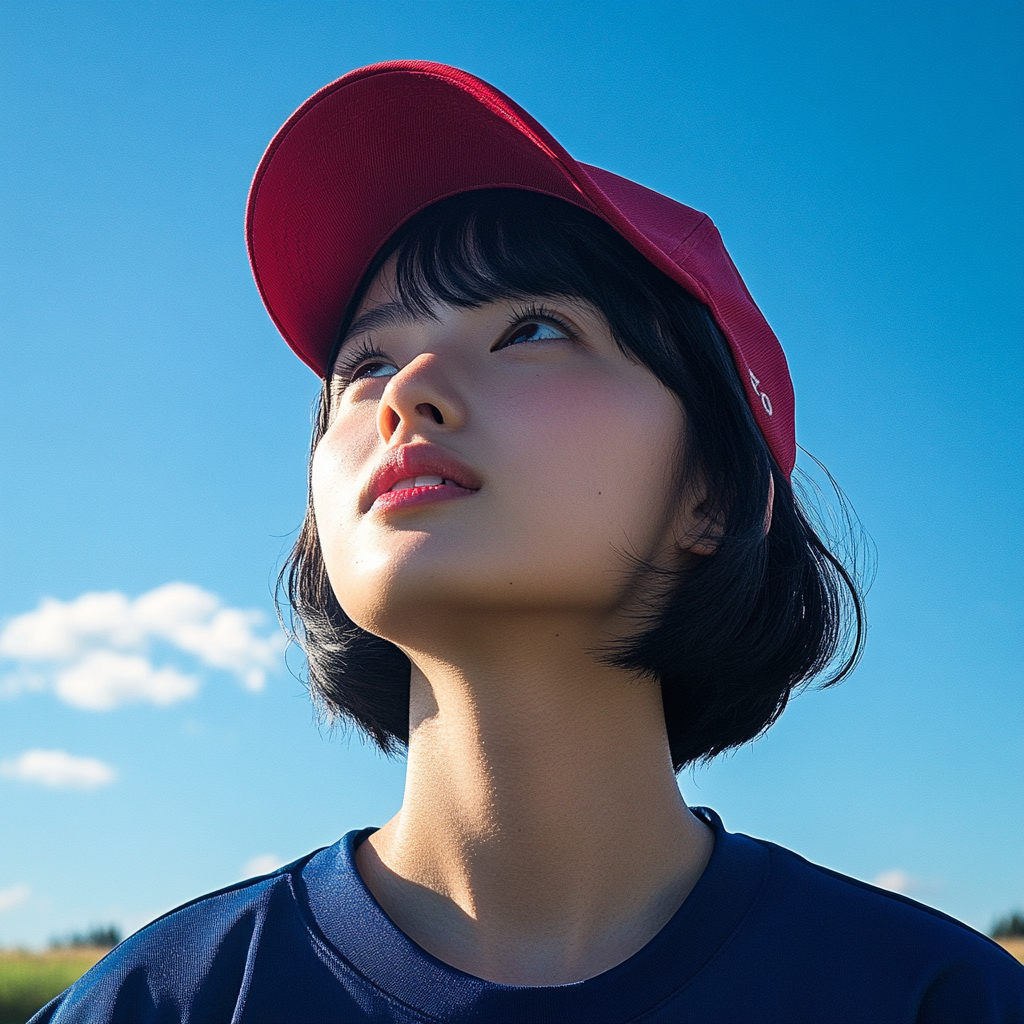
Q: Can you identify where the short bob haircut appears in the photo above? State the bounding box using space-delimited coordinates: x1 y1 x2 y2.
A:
280 189 865 772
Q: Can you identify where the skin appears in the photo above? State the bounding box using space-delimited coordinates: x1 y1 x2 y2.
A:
312 258 715 986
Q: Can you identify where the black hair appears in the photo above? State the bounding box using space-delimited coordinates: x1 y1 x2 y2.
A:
280 189 866 771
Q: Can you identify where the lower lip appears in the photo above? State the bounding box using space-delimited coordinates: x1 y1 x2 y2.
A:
371 483 477 513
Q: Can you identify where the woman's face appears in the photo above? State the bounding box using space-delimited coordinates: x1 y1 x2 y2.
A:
311 258 690 645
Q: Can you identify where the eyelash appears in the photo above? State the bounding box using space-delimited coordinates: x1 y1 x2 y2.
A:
498 304 578 348
330 337 392 393
330 304 578 397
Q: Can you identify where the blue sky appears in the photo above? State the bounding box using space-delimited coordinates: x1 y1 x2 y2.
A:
1 1 1021 946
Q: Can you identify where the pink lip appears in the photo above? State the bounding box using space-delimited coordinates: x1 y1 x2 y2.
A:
363 444 482 514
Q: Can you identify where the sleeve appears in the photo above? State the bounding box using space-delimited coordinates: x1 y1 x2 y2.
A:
28 993 62 1023
916 950 1024 1024
27 890 266 1023
27 924 254 1024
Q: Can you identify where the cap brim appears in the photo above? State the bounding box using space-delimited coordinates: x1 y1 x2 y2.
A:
246 61 795 476
246 61 605 375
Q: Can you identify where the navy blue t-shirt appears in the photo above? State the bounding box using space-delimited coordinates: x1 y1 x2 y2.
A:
34 808 1024 1023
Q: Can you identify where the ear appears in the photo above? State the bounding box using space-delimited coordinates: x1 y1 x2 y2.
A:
674 471 775 557
672 477 722 558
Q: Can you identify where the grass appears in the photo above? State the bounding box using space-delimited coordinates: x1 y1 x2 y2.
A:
0 947 108 1024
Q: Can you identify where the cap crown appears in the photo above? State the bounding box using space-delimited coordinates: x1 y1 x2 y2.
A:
247 60 795 476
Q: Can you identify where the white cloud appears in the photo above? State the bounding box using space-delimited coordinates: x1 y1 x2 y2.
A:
0 591 137 661
0 583 284 709
1 749 117 789
873 869 919 893
242 854 284 878
871 868 941 896
0 883 31 912
55 651 199 710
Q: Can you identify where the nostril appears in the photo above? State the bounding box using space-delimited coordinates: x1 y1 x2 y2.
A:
417 403 444 425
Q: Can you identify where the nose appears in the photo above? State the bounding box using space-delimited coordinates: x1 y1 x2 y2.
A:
376 353 466 443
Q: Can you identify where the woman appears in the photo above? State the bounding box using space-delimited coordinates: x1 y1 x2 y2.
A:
35 61 1023 1024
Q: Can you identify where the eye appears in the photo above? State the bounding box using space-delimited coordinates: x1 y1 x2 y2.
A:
498 306 576 351
507 321 567 345
353 361 398 381
331 340 398 395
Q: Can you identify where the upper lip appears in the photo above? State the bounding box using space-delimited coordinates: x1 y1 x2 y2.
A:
363 444 483 511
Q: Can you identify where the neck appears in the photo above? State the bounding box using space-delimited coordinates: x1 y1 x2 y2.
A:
356 613 713 985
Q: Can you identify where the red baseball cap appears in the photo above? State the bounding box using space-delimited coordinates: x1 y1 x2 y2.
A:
247 60 796 477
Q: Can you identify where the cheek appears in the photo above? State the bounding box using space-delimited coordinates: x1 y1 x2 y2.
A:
310 416 379 580
308 371 685 626
492 373 685 570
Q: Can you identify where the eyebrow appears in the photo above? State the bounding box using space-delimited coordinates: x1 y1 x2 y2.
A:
338 298 434 350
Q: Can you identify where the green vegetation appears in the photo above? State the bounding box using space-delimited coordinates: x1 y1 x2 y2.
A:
49 925 121 951
0 946 109 1024
991 911 1024 939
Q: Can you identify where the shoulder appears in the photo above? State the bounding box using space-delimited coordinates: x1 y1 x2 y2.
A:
756 833 1013 956
31 854 321 1024
745 831 1024 1020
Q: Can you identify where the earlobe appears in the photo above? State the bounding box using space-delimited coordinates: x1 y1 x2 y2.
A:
682 535 720 558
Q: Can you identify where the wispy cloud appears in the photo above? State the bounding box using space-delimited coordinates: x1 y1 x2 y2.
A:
0 583 285 709
872 869 918 893
242 854 284 878
0 883 31 912
1 749 117 789
871 868 941 896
